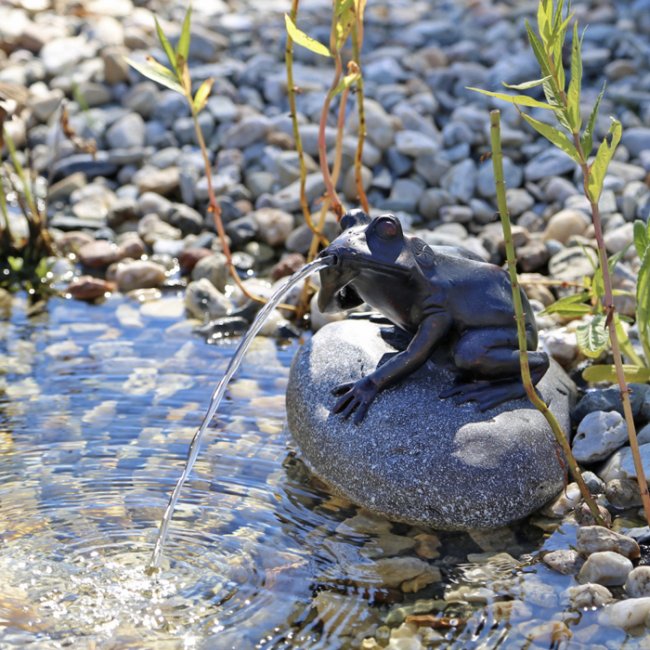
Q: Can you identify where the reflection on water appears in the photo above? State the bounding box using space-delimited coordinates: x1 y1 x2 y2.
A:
0 293 640 649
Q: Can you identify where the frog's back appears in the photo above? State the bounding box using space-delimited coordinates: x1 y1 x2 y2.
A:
427 251 525 329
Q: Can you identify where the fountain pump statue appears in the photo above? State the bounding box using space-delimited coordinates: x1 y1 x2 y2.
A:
317 209 549 423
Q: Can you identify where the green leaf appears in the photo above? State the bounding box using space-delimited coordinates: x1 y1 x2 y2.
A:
466 87 558 110
542 291 591 316
567 22 582 131
526 21 552 77
615 313 645 367
520 112 579 160
537 0 550 44
176 4 192 63
7 256 23 273
580 83 605 158
634 219 649 259
154 16 178 75
332 71 361 96
582 364 650 383
126 57 184 94
193 77 213 113
284 14 331 57
502 76 551 90
587 118 622 203
637 248 650 365
576 314 609 358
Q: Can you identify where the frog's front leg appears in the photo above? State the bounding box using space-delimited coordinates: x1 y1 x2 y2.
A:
332 313 452 424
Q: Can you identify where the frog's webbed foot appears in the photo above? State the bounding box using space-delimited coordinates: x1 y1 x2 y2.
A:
331 377 378 425
440 379 527 411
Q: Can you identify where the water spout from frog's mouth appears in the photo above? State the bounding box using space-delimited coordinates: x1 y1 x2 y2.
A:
149 256 334 571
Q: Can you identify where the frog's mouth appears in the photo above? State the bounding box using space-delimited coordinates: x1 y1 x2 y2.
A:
317 265 363 313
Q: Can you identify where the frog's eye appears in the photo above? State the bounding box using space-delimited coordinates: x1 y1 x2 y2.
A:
375 217 400 240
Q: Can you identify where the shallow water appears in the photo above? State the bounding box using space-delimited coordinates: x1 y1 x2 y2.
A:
0 293 644 649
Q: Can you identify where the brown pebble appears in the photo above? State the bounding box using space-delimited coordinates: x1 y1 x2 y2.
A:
179 247 212 274
271 253 306 281
67 276 115 300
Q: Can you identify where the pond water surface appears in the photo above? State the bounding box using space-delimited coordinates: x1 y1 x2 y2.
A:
0 293 643 649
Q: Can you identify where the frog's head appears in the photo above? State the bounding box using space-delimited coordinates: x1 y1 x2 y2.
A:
317 209 413 313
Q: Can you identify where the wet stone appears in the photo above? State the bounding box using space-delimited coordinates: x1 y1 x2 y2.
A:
185 278 232 320
542 549 583 575
598 597 650 629
577 551 633 587
576 526 640 560
115 260 167 293
567 583 614 609
287 320 573 530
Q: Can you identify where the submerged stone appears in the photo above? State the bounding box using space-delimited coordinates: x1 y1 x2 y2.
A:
287 320 574 531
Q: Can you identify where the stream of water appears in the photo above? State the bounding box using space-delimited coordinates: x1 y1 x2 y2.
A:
150 257 332 569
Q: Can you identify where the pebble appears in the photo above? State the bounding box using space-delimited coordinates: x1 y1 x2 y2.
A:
191 253 229 292
394 130 437 158
567 583 614 609
77 240 122 268
105 113 146 149
525 148 577 181
440 159 477 203
576 526 640 560
577 551 634 586
251 208 295 247
542 549 583 575
605 478 643 509
625 566 650 598
598 597 650 629
572 411 629 464
115 260 167 293
543 209 590 243
185 278 232 320
67 276 114 300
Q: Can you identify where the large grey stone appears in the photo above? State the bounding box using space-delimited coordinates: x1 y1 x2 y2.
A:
286 320 574 530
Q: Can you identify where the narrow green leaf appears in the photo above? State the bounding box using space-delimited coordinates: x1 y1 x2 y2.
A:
154 16 178 75
541 291 591 316
193 77 213 113
126 57 184 94
567 22 582 131
587 118 622 203
466 87 558 110
520 112 579 160
526 21 552 77
634 219 649 259
580 83 605 158
502 76 551 90
332 71 361 96
537 0 550 44
637 248 650 365
576 314 609 358
284 14 331 57
615 313 645 367
582 364 650 383
176 4 192 63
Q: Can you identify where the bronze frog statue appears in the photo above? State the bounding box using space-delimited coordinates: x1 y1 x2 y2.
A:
317 209 549 423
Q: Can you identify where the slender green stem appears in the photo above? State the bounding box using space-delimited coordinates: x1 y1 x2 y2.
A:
285 0 326 244
351 23 369 212
490 110 605 526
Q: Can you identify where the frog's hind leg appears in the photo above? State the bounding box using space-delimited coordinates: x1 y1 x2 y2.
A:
439 327 549 410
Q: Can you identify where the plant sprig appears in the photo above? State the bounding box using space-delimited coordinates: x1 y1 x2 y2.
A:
126 7 270 306
471 0 650 524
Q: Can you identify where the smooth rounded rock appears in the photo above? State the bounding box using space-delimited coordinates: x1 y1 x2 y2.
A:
624 566 650 598
115 260 166 293
572 410 629 464
566 583 613 609
286 320 574 530
598 597 650 629
576 526 640 559
577 551 633 586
